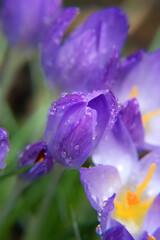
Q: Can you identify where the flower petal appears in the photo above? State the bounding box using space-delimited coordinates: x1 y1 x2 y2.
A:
97 194 116 235
79 165 121 211
18 141 53 181
102 225 134 240
153 227 160 240
2 0 62 46
0 128 10 169
49 104 96 168
42 7 128 91
92 116 138 184
114 50 160 113
142 194 160 235
42 7 79 80
120 98 145 148
44 90 117 168
129 148 160 198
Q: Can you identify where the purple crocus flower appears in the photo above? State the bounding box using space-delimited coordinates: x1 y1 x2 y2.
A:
80 147 160 239
18 141 53 181
43 90 118 168
0 127 10 169
2 0 62 47
41 7 128 92
113 49 160 148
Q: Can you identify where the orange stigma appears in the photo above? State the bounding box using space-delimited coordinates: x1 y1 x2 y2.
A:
114 164 156 229
35 149 45 163
126 191 140 206
148 236 156 240
129 86 138 99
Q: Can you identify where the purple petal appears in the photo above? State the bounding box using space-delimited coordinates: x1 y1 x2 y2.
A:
18 141 53 181
142 194 160 235
2 0 62 46
97 194 116 235
79 165 121 211
42 7 79 80
48 104 96 168
136 232 149 240
42 7 128 91
114 50 160 146
87 90 118 149
129 148 160 198
44 90 117 168
120 98 145 148
43 92 86 144
102 225 134 240
115 50 160 113
92 116 137 184
153 227 160 240
0 128 10 169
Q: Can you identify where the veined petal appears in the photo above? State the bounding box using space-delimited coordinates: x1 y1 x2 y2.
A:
18 141 53 181
2 0 62 46
42 7 79 80
142 194 160 235
102 225 134 240
0 128 10 169
79 165 121 211
115 50 160 113
98 194 116 235
42 7 128 91
153 227 160 240
129 148 160 198
87 90 118 149
44 90 117 168
92 116 138 184
49 105 96 168
43 92 86 144
120 98 145 148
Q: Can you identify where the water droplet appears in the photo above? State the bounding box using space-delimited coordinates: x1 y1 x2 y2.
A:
85 107 91 115
96 224 102 236
97 212 101 222
61 151 67 158
75 144 79 150
62 105 65 109
25 144 31 150
61 92 68 97
65 157 72 164
18 151 23 158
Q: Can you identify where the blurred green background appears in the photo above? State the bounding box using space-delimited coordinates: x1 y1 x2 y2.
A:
0 0 160 239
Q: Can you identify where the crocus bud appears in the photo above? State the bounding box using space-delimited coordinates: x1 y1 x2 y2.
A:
18 141 53 181
0 128 10 169
42 7 128 92
44 90 118 168
2 0 62 47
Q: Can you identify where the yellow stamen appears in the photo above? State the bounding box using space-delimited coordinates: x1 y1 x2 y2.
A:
148 236 156 240
142 110 160 126
129 86 138 99
137 164 156 196
114 164 156 228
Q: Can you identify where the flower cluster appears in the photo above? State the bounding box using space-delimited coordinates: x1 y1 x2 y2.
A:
1 2 160 239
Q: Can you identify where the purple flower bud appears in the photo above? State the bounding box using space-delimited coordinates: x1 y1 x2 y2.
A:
18 141 53 181
44 90 118 168
41 7 128 92
2 0 62 47
0 128 10 169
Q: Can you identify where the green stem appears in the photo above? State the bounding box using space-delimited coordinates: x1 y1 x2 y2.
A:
0 180 28 234
24 164 65 240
